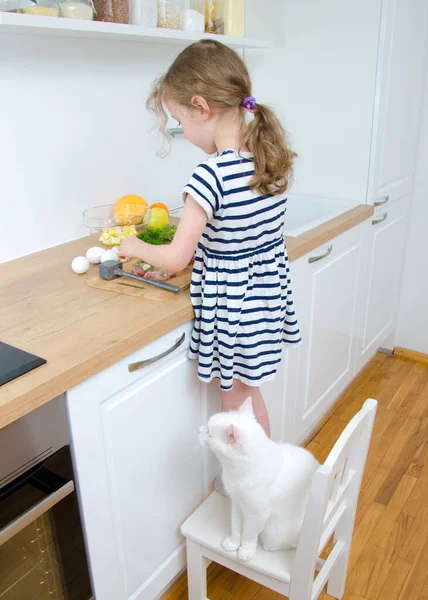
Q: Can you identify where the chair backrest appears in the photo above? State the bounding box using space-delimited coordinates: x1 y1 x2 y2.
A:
290 399 378 600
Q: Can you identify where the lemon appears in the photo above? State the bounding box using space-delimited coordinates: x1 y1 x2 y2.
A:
149 208 169 229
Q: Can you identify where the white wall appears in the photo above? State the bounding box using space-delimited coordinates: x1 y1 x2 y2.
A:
396 67 428 354
245 0 382 204
0 34 204 263
1 1 383 264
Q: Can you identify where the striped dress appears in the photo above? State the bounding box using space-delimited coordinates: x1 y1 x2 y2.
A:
183 149 301 391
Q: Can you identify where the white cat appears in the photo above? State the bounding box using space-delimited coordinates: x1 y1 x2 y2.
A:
199 397 320 562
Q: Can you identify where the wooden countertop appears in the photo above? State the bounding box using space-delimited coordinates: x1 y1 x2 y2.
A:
0 204 373 429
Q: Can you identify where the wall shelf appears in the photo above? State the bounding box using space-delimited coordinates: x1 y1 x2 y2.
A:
0 12 273 48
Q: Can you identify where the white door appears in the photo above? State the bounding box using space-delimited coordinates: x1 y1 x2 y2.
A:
356 195 410 372
368 0 428 207
292 224 365 443
67 323 204 600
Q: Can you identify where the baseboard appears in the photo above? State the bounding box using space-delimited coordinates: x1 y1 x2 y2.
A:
378 347 394 356
394 347 428 365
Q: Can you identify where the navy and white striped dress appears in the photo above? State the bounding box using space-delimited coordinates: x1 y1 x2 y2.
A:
183 149 301 391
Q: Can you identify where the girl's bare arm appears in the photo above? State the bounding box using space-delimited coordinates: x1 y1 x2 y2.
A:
118 195 208 272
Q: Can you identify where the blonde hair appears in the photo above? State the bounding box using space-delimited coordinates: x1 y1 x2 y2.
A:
147 39 295 196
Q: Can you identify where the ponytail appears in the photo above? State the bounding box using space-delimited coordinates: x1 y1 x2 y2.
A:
244 103 296 196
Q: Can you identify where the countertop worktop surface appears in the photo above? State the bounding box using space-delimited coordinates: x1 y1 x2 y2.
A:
0 204 373 429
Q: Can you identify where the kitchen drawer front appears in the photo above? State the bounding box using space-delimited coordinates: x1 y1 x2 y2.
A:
372 190 411 213
70 321 194 403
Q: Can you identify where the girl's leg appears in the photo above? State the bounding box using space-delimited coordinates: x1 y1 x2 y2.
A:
219 379 271 438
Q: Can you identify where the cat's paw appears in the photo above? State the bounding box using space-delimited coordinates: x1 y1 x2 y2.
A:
222 537 240 553
238 545 256 562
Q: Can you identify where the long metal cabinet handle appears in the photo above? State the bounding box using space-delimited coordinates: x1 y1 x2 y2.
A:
0 481 74 548
128 333 186 373
372 213 388 225
374 194 389 207
308 245 332 264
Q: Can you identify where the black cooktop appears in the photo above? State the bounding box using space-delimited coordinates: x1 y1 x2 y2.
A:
0 342 46 387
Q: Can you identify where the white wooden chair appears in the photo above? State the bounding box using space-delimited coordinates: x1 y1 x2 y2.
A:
181 399 377 600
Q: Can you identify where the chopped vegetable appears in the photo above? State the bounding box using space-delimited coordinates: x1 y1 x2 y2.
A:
99 225 138 246
137 225 177 245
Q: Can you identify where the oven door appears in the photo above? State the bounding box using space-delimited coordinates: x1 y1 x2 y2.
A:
0 446 92 599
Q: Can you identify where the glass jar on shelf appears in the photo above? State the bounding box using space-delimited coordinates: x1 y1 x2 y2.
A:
205 0 225 34
130 0 157 25
225 0 244 37
19 0 59 16
157 0 181 29
59 0 94 19
182 0 204 32
93 0 128 23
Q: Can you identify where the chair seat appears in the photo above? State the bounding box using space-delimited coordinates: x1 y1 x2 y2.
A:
181 491 296 584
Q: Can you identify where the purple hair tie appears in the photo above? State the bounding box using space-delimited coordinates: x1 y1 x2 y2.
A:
242 96 256 111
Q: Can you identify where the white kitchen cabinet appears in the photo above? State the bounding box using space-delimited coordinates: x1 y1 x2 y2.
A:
368 0 428 208
200 381 222 494
290 223 367 443
356 195 410 372
66 322 205 600
263 353 290 443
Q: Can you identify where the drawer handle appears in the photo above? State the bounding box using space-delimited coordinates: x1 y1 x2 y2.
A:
128 333 186 373
308 245 332 264
372 213 388 225
374 194 389 207
0 481 74 548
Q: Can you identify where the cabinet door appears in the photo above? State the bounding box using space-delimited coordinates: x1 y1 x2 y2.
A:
292 224 366 443
368 0 428 207
263 353 289 443
67 323 204 600
201 381 222 494
356 195 410 372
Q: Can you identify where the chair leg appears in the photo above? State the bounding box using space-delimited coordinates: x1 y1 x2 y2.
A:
186 540 207 600
326 548 349 599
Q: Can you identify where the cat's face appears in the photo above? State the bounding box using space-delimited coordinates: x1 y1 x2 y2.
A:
199 397 263 461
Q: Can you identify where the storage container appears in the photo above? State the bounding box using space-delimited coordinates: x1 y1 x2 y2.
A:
225 0 244 36
93 0 129 23
130 0 157 26
205 0 225 34
157 0 181 29
19 0 59 16
182 0 204 31
59 0 94 19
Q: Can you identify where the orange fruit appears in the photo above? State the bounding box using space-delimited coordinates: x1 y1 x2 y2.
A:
150 202 169 216
114 194 148 226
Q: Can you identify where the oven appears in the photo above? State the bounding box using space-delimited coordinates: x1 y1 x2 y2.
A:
0 396 92 599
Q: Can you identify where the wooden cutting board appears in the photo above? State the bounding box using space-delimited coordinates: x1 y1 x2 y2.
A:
86 264 192 302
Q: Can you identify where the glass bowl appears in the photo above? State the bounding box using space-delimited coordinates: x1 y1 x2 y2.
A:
83 204 151 246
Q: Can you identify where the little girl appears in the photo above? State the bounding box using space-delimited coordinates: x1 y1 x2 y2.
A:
118 39 301 438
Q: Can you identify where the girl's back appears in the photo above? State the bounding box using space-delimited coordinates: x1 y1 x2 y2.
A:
189 149 287 256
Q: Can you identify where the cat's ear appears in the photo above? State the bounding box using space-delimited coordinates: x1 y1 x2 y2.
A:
228 424 241 445
238 397 254 417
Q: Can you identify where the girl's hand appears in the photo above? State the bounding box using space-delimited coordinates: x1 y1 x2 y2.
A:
118 235 143 259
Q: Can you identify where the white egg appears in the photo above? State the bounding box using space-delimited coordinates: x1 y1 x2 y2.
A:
85 246 105 264
101 249 119 263
71 256 90 274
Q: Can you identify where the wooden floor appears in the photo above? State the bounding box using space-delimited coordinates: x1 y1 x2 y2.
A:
163 352 428 600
